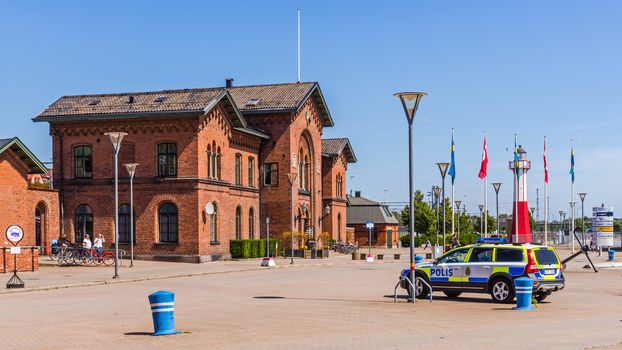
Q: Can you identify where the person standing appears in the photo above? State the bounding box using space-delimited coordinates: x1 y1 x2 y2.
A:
93 234 105 254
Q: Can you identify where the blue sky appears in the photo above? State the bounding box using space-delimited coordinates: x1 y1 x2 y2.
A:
1 1 621 219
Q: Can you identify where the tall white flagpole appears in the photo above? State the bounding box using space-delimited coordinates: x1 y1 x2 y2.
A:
484 131 488 238
571 138 575 253
297 9 301 82
544 136 548 246
451 128 455 241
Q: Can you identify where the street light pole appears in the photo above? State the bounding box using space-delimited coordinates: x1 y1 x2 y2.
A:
454 200 462 244
105 132 127 279
287 173 298 264
266 217 270 258
123 163 138 268
394 91 427 304
478 204 484 235
492 183 502 235
433 186 441 246
437 162 450 251
579 192 587 247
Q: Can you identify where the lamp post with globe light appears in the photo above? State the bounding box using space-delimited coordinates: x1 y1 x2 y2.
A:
123 163 138 267
104 131 127 279
394 91 427 303
436 162 450 251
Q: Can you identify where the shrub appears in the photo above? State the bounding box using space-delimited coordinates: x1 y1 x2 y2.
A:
230 239 281 258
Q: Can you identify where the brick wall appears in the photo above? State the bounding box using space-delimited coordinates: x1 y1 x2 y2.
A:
322 153 348 241
0 148 59 259
352 223 400 248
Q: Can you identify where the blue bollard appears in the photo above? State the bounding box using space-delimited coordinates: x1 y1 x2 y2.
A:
513 277 535 310
415 255 423 264
608 249 615 262
148 290 181 336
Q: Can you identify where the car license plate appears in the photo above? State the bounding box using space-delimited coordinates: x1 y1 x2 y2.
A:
543 269 555 275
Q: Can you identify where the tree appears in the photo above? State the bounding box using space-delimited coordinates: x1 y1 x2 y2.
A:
614 220 621 233
401 190 436 235
475 213 497 234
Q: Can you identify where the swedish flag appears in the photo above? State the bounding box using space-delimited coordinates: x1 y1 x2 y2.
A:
514 139 520 178
570 148 575 183
448 133 456 184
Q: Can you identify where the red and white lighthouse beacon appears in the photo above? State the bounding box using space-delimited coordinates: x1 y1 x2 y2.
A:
509 146 532 243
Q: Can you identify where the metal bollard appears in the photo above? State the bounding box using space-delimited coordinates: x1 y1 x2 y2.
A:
148 290 181 336
513 277 535 310
608 249 615 262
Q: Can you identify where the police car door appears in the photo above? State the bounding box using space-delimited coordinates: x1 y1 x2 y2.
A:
430 248 469 290
465 247 494 291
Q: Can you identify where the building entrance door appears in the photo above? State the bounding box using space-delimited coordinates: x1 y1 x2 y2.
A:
387 229 393 249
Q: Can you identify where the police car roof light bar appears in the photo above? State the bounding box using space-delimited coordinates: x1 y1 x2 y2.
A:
475 237 508 244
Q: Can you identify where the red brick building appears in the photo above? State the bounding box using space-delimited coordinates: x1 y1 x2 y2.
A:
0 137 59 271
34 81 355 262
321 138 357 243
346 192 399 248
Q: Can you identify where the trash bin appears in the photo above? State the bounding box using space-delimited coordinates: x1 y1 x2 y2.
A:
608 249 616 262
148 290 181 336
513 277 534 310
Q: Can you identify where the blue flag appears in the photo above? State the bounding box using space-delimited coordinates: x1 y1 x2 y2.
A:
570 148 575 183
448 133 456 183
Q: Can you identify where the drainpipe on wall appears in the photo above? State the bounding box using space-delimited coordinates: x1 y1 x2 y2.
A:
53 126 64 240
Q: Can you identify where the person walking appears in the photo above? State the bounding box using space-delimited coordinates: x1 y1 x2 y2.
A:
93 234 105 254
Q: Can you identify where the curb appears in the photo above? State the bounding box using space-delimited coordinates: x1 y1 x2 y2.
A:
0 261 336 295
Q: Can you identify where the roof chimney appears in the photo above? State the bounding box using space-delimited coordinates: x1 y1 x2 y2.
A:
225 78 234 88
128 95 134 104
354 191 361 197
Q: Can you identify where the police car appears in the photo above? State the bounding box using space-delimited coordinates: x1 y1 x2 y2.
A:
400 238 565 303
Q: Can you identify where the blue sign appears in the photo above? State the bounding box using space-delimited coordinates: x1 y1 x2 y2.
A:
365 222 374 229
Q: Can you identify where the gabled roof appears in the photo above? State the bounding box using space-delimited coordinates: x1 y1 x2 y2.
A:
346 194 398 225
228 82 334 127
0 137 48 174
321 138 357 163
32 82 333 135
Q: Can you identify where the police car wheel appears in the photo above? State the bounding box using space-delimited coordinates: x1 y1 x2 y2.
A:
490 278 515 303
414 277 429 299
443 291 462 298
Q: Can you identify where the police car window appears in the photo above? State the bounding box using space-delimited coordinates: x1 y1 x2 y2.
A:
534 249 559 265
468 248 493 262
438 248 468 264
495 248 523 262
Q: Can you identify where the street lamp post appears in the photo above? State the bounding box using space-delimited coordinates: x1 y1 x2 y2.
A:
559 210 565 243
437 163 450 251
266 217 270 258
492 183 502 235
123 163 138 267
105 132 127 279
478 204 484 235
579 192 587 246
433 186 441 246
454 200 462 244
286 173 298 264
394 91 427 304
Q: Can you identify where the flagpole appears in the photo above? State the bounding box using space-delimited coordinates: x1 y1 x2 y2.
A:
515 134 519 243
451 128 455 242
484 130 488 238
571 138 575 253
544 136 548 246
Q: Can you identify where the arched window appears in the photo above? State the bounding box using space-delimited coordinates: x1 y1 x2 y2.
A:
216 146 221 180
235 154 242 185
75 204 93 243
73 145 93 178
337 213 342 242
157 143 177 176
304 155 310 191
210 203 218 243
248 157 255 188
298 148 304 189
119 204 134 243
248 208 255 239
159 203 178 243
235 206 242 239
336 174 343 198
207 144 212 178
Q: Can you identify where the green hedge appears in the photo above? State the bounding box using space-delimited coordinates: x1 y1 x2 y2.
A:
400 233 478 248
230 239 281 259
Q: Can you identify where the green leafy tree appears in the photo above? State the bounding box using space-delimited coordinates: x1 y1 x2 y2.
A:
475 213 497 234
614 220 621 233
401 190 437 235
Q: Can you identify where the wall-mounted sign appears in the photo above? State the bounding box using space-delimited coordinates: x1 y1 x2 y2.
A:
366 222 374 230
5 225 24 246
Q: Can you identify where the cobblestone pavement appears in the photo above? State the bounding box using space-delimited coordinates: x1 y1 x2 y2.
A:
0 248 621 349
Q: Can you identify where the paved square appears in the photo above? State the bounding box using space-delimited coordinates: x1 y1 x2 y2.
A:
0 249 620 350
